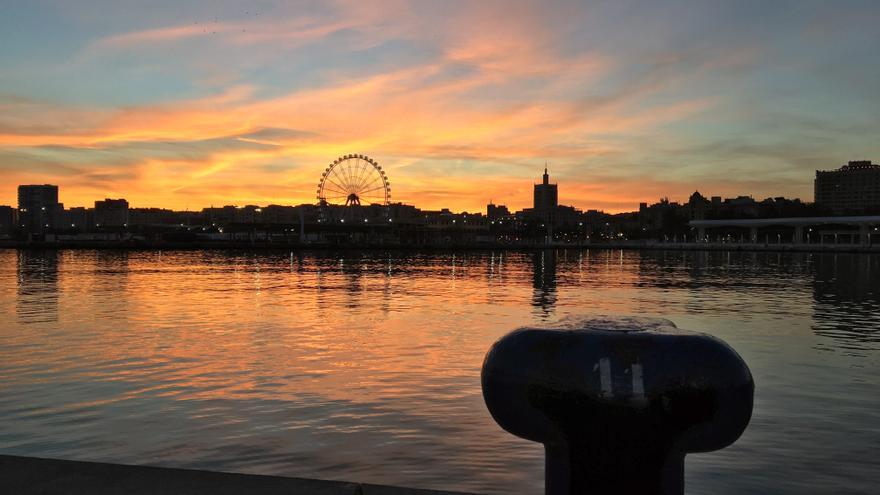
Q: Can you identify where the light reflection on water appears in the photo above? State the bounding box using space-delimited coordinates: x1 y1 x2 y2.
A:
0 249 878 494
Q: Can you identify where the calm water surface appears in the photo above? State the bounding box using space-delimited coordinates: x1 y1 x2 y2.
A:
0 249 877 494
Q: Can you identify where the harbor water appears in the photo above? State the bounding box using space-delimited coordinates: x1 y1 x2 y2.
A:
0 249 877 494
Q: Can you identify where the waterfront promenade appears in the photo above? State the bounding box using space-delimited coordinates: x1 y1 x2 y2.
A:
1 239 878 253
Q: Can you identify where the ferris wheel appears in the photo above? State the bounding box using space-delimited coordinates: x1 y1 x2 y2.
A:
317 154 390 206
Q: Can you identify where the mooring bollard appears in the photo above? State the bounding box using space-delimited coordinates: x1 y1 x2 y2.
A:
481 316 754 495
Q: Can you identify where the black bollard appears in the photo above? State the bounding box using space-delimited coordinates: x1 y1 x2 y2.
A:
481 316 754 495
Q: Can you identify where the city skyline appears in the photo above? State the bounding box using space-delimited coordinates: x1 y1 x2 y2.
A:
2 1 879 212
0 164 820 215
9 158 878 217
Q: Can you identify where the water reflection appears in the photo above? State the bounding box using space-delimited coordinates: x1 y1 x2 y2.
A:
811 253 880 353
0 249 877 495
531 250 557 317
91 250 130 322
16 249 59 324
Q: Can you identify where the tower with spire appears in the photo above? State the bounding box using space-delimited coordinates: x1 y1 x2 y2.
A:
534 163 558 211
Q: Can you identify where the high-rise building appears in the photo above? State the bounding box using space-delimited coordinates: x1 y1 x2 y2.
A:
0 205 15 234
94 198 130 227
533 167 558 211
815 160 880 212
18 184 61 233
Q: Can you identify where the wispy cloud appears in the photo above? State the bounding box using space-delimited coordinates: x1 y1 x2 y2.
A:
1 0 878 211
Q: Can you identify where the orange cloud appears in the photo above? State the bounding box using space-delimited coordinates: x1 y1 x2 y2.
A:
0 55 717 211
2 1 825 213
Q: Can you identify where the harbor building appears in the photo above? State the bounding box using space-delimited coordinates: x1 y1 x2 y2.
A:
94 198 130 227
18 184 62 233
815 160 880 212
0 205 15 235
533 166 558 211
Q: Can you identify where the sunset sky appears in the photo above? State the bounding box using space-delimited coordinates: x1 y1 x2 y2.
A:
1 1 878 212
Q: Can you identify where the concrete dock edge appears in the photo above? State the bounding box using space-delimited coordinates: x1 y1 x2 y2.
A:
0 455 474 495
